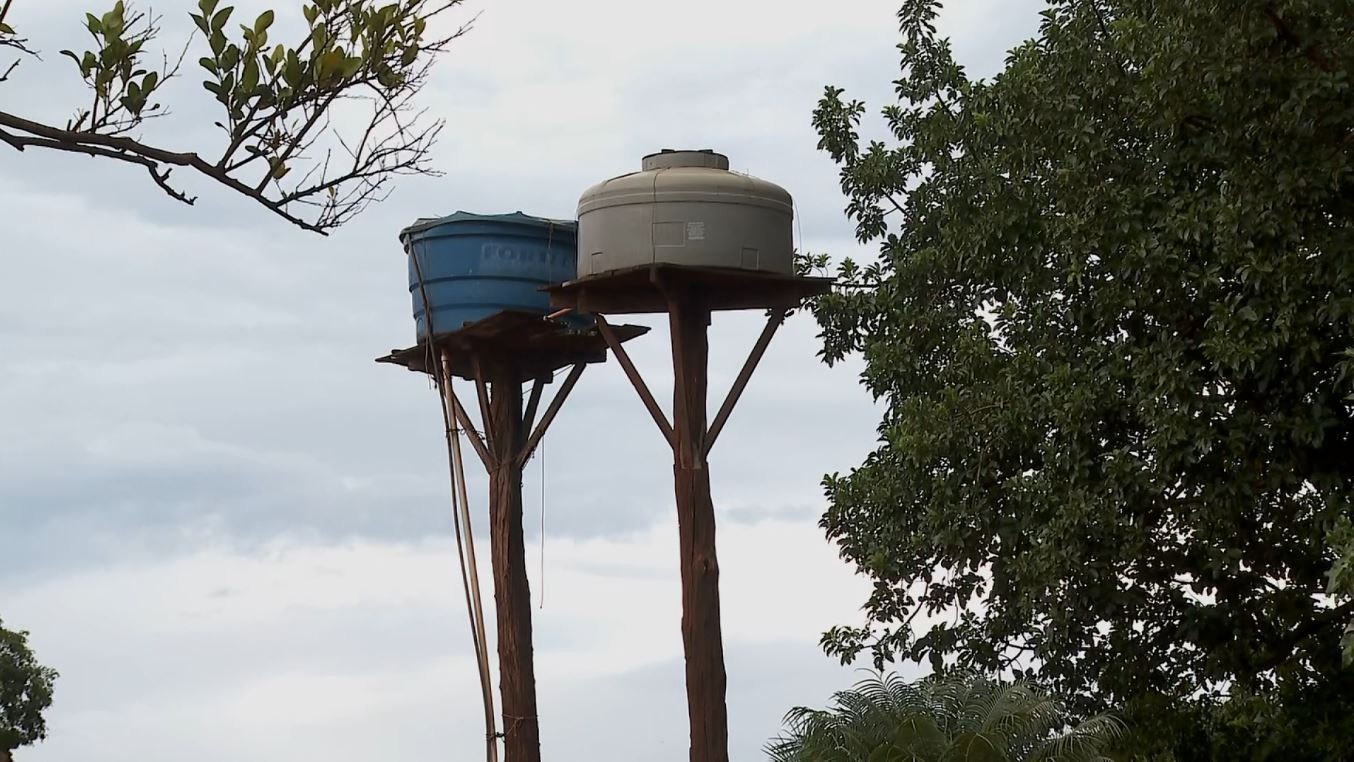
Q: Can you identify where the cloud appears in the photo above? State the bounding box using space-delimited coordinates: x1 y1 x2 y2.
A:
8 519 872 761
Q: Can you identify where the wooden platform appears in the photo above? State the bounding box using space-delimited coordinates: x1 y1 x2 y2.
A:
545 264 833 315
376 310 648 382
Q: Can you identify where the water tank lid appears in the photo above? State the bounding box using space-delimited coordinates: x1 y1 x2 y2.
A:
399 210 576 242
641 149 730 171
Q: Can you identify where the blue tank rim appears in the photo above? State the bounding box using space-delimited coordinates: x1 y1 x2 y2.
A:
399 210 577 243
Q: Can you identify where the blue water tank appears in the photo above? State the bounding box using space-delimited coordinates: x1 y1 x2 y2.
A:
402 211 578 341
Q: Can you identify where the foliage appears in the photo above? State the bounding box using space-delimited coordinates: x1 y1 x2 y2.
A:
767 672 1122 762
808 0 1353 755
1328 515 1354 666
0 618 57 753
0 0 469 233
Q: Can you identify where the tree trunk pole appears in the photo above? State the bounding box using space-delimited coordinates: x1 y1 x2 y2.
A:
668 292 730 762
486 364 541 762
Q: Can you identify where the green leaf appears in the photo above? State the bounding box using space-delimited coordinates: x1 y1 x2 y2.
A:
210 6 234 34
220 43 241 72
339 55 363 78
199 56 218 74
255 10 275 34
318 48 344 81
283 49 302 88
242 57 259 93
101 4 124 37
311 22 328 50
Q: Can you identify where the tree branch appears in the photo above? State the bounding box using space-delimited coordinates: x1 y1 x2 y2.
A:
2 0 470 234
1251 598 1354 671
1264 7 1334 73
0 110 325 233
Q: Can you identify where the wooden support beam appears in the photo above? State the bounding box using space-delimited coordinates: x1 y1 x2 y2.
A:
666 292 730 762
596 314 675 448
485 367 542 762
522 376 546 434
519 363 585 467
704 309 788 455
446 379 494 470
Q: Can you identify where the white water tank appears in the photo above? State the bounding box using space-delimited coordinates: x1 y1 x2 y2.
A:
576 149 794 278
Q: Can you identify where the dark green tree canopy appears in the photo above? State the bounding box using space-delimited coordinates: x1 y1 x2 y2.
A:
0 618 57 753
809 0 1352 752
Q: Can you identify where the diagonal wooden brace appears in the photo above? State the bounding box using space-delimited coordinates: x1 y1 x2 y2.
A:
445 377 495 470
704 308 788 456
522 376 546 434
518 363 586 467
596 314 676 449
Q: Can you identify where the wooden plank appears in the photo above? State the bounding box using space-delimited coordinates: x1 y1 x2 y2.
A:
547 264 832 315
376 310 648 382
518 363 585 467
704 309 787 455
596 315 675 448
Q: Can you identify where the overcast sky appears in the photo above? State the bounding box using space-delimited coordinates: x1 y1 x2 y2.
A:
0 1 1042 760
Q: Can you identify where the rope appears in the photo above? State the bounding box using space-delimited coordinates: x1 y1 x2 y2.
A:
409 241 500 762
539 437 546 609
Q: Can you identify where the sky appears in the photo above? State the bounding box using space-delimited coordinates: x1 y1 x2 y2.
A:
0 1 1043 760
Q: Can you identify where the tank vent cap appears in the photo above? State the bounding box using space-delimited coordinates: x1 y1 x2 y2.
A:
641 149 730 172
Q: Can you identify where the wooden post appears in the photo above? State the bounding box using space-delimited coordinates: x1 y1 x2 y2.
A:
668 290 729 762
484 363 541 762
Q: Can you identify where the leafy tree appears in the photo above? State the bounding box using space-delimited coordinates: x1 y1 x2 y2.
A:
807 0 1352 755
767 672 1123 762
0 0 468 233
0 618 57 757
1328 516 1354 665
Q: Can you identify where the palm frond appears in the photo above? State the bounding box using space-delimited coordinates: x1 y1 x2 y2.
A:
768 672 1125 762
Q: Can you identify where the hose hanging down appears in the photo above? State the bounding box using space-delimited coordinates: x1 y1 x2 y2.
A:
434 352 500 762
410 244 499 762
